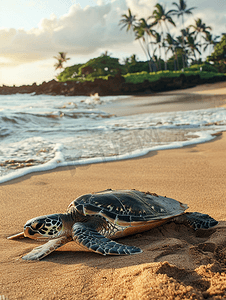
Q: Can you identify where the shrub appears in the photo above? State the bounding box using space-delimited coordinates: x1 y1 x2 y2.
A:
123 70 225 84
78 55 123 77
186 63 218 73
57 64 83 82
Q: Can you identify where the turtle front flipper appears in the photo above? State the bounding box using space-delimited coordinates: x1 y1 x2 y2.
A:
72 223 142 255
22 236 70 261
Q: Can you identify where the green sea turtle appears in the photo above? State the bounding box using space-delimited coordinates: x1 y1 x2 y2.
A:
8 189 218 260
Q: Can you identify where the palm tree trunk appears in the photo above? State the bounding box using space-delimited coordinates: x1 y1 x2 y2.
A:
138 38 153 72
173 48 177 70
181 14 186 68
199 34 202 62
145 39 154 72
176 53 179 70
193 49 197 62
160 23 167 70
158 45 162 70
138 39 148 60
149 35 158 72
146 34 156 72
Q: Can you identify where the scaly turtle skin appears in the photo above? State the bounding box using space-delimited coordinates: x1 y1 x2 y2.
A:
8 189 218 260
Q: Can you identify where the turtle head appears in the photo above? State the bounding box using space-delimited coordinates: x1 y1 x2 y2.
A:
24 214 64 240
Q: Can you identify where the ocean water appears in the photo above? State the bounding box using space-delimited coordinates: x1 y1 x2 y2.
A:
0 93 226 183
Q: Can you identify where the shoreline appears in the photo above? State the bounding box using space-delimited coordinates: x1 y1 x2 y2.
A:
102 91 226 116
102 81 226 116
1 82 226 299
1 129 224 187
0 81 226 185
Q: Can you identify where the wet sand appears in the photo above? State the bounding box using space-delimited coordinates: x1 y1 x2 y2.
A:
1 81 226 300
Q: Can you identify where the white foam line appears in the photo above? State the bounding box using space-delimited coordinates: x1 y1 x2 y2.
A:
0 143 64 184
0 129 222 184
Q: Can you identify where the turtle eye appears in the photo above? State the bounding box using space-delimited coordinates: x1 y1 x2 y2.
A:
31 222 44 230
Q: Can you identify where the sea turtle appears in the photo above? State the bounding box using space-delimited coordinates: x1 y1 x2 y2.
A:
8 189 218 260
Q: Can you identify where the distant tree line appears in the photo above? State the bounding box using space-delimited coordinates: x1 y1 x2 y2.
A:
119 0 223 72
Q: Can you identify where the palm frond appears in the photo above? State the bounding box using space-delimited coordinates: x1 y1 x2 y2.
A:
172 2 180 10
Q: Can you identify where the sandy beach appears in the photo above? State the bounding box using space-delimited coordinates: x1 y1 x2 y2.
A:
102 85 226 118
1 82 226 300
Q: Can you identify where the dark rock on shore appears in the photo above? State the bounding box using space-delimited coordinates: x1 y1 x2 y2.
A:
0 74 225 96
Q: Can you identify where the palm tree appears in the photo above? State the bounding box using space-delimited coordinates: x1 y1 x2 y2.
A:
203 33 220 55
151 4 175 31
122 57 130 65
150 32 162 70
101 50 112 57
120 9 155 71
186 34 201 63
190 18 212 37
165 33 179 70
171 0 196 20
119 8 137 33
189 18 212 61
150 3 176 69
171 0 196 68
174 36 184 68
54 52 70 71
134 18 157 71
130 54 138 64
122 54 139 73
179 27 195 66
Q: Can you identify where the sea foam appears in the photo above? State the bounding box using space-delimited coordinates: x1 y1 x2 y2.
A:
0 94 225 183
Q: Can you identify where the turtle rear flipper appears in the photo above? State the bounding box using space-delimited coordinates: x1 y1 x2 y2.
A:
72 223 142 255
175 212 218 230
22 236 70 260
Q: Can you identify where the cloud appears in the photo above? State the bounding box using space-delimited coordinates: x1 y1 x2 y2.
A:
194 10 226 36
125 0 157 18
0 0 225 68
0 1 134 66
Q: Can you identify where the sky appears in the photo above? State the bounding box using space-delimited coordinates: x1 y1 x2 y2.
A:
0 0 226 86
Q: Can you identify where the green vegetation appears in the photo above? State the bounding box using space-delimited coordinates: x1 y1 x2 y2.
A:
184 63 218 73
78 54 123 77
123 71 181 84
57 54 123 82
57 54 225 84
123 70 225 84
57 63 83 81
207 34 226 73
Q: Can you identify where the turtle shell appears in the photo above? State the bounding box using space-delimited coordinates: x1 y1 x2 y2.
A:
68 189 188 226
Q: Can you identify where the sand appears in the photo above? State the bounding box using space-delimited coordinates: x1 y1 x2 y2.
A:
102 81 226 116
1 82 226 300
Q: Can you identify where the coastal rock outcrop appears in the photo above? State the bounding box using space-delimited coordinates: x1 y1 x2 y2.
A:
0 74 225 96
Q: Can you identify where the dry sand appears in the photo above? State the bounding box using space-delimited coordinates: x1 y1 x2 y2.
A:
1 82 226 300
166 81 226 95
